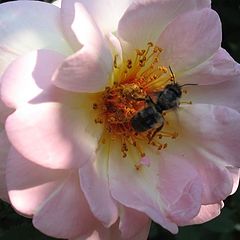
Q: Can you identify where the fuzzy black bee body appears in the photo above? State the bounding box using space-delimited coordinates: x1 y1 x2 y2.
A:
131 83 182 133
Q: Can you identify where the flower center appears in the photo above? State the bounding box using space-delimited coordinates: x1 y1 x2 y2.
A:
93 42 182 159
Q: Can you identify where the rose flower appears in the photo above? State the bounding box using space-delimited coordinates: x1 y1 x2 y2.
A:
0 0 240 239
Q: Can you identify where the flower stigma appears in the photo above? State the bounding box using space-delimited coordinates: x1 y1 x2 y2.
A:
92 42 186 161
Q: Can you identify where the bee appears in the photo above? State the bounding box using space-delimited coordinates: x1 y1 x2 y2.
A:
131 67 196 141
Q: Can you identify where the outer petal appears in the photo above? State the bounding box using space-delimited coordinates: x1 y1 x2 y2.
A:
53 2 113 92
109 141 203 233
177 48 240 85
52 45 113 93
33 172 99 239
6 148 67 216
0 130 10 202
118 0 210 50
173 104 240 167
79 143 118 227
1 49 65 109
180 202 223 226
119 206 150 240
60 0 99 50
185 78 240 113
152 152 202 225
0 1 72 74
70 210 150 240
156 9 221 72
71 223 122 240
5 103 102 169
227 167 240 195
62 0 133 34
184 154 233 204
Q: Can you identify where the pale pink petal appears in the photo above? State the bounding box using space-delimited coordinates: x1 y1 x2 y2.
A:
0 1 71 74
156 9 221 72
54 0 116 92
119 206 150 239
54 1 113 92
153 152 202 224
0 130 10 202
79 0 133 33
184 78 240 112
227 167 240 195
71 222 122 240
33 172 99 239
109 141 204 233
6 148 67 216
6 103 101 169
180 203 223 226
60 0 99 49
1 49 65 109
177 48 240 85
184 155 233 204
61 0 133 37
79 143 118 227
52 43 113 93
107 33 123 65
118 0 210 50
159 137 234 205
174 104 240 167
71 217 149 240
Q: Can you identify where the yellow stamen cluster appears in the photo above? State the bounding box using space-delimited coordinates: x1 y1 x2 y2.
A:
93 42 180 159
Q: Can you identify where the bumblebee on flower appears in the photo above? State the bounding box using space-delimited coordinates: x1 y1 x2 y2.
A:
0 0 240 239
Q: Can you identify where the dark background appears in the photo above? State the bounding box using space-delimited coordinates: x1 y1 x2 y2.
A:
0 0 240 239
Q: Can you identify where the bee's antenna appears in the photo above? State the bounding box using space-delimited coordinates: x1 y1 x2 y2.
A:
168 66 176 83
179 83 198 87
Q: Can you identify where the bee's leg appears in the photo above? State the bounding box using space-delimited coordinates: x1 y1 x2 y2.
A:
148 123 164 144
145 96 155 107
134 96 155 107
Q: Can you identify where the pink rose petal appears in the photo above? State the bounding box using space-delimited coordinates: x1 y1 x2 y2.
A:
0 1 71 74
73 208 150 240
53 1 113 93
178 48 240 85
157 9 221 72
184 154 233 204
70 222 122 240
6 148 67 216
154 152 202 224
108 140 203 233
33 172 99 239
62 0 133 35
118 0 210 50
227 167 240 195
119 206 150 239
184 78 240 113
60 0 100 49
6 103 101 169
79 143 118 227
1 49 65 109
180 202 223 226
52 44 113 93
174 104 240 167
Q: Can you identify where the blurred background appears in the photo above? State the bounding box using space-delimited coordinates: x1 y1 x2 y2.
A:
0 0 240 239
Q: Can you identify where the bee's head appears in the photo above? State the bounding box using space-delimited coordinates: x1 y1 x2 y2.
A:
165 83 182 98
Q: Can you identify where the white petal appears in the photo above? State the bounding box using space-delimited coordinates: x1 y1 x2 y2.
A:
0 1 72 74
